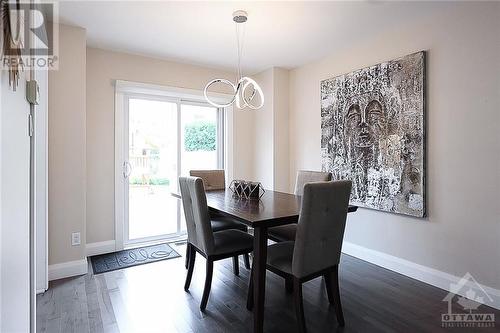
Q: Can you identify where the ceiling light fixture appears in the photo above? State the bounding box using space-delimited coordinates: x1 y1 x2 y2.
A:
204 10 264 110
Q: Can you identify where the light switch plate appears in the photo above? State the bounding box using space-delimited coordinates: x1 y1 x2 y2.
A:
71 232 81 246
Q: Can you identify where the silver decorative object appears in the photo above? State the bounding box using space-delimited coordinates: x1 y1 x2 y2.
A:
204 10 264 110
229 180 265 199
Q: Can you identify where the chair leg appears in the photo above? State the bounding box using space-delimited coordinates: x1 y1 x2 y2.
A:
246 265 254 311
200 259 214 311
329 265 345 327
243 253 251 269
293 277 307 333
285 277 294 294
184 244 196 291
232 256 240 276
184 244 191 269
323 271 334 303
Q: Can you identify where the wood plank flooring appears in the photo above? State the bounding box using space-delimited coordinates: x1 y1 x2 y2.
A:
36 243 500 332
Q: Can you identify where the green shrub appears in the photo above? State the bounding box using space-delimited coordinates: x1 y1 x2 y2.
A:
130 177 170 186
184 121 216 151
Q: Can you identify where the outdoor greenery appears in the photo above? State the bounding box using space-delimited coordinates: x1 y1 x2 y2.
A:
130 177 170 186
184 121 216 151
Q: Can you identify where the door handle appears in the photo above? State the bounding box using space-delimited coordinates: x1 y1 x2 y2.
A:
123 161 132 179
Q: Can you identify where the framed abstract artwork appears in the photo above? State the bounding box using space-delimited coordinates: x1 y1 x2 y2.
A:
321 51 426 217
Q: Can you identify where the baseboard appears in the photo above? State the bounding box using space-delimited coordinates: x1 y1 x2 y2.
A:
342 241 500 311
48 259 88 281
86 240 116 257
36 288 47 295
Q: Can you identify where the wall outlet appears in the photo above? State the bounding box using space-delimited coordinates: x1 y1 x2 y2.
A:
71 232 81 246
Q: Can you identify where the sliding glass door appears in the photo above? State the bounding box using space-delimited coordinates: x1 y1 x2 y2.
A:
123 95 223 246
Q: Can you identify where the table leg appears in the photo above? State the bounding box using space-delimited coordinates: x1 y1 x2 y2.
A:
253 226 268 333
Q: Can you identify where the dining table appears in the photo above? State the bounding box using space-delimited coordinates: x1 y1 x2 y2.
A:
174 188 358 333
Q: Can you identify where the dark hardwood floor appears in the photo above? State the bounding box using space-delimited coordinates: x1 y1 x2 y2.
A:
36 243 500 333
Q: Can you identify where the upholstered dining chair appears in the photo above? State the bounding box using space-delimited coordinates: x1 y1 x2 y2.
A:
179 176 254 311
189 169 226 190
186 170 250 272
268 170 332 242
247 181 352 332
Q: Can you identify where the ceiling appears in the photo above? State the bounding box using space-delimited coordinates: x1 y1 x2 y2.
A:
57 1 451 74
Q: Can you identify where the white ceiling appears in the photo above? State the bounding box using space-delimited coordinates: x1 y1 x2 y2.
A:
57 1 452 74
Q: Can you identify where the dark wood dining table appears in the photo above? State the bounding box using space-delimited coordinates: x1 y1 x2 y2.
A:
202 189 358 333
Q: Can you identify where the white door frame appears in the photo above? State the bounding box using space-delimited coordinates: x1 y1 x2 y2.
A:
114 80 234 251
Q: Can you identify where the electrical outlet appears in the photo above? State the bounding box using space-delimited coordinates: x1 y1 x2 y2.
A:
71 232 81 246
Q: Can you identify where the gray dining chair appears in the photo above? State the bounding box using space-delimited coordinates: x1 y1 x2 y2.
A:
268 170 332 242
186 170 250 272
247 181 352 332
179 176 254 311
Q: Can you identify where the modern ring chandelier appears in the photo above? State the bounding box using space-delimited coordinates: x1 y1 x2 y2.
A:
204 10 264 110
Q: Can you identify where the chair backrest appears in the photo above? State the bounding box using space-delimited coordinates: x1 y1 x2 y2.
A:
292 180 352 278
189 170 225 191
179 176 215 255
294 170 332 196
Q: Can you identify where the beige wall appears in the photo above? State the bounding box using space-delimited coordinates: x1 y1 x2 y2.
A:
86 48 237 243
233 105 255 181
246 67 290 191
289 2 500 289
273 68 290 192
48 24 87 265
252 68 274 189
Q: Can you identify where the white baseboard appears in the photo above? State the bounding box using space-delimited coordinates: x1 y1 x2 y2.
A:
342 241 500 311
36 288 47 295
86 240 116 257
48 259 88 281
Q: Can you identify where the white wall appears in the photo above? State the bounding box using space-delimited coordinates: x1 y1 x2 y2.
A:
0 65 31 332
288 2 500 292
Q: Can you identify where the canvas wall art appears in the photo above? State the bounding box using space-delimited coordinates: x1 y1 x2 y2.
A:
321 51 425 217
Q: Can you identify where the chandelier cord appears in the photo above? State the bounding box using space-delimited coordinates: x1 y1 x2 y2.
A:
235 21 245 82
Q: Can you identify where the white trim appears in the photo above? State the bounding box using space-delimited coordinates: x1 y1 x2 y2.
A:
114 91 125 251
114 80 233 104
36 289 46 295
86 240 117 257
115 81 234 250
48 259 88 281
35 64 49 296
342 241 500 310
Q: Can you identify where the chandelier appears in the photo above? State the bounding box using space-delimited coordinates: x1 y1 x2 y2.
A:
204 10 264 110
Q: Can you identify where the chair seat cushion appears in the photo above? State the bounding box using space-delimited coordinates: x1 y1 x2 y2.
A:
211 216 247 232
213 229 253 256
268 224 297 242
266 241 295 275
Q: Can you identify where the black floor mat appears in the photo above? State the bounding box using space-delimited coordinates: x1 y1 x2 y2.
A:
90 243 180 274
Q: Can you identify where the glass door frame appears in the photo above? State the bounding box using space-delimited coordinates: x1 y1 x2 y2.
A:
114 80 234 251
123 93 182 247
121 93 225 248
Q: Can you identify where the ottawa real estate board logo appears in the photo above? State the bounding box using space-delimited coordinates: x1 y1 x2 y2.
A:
442 273 495 328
